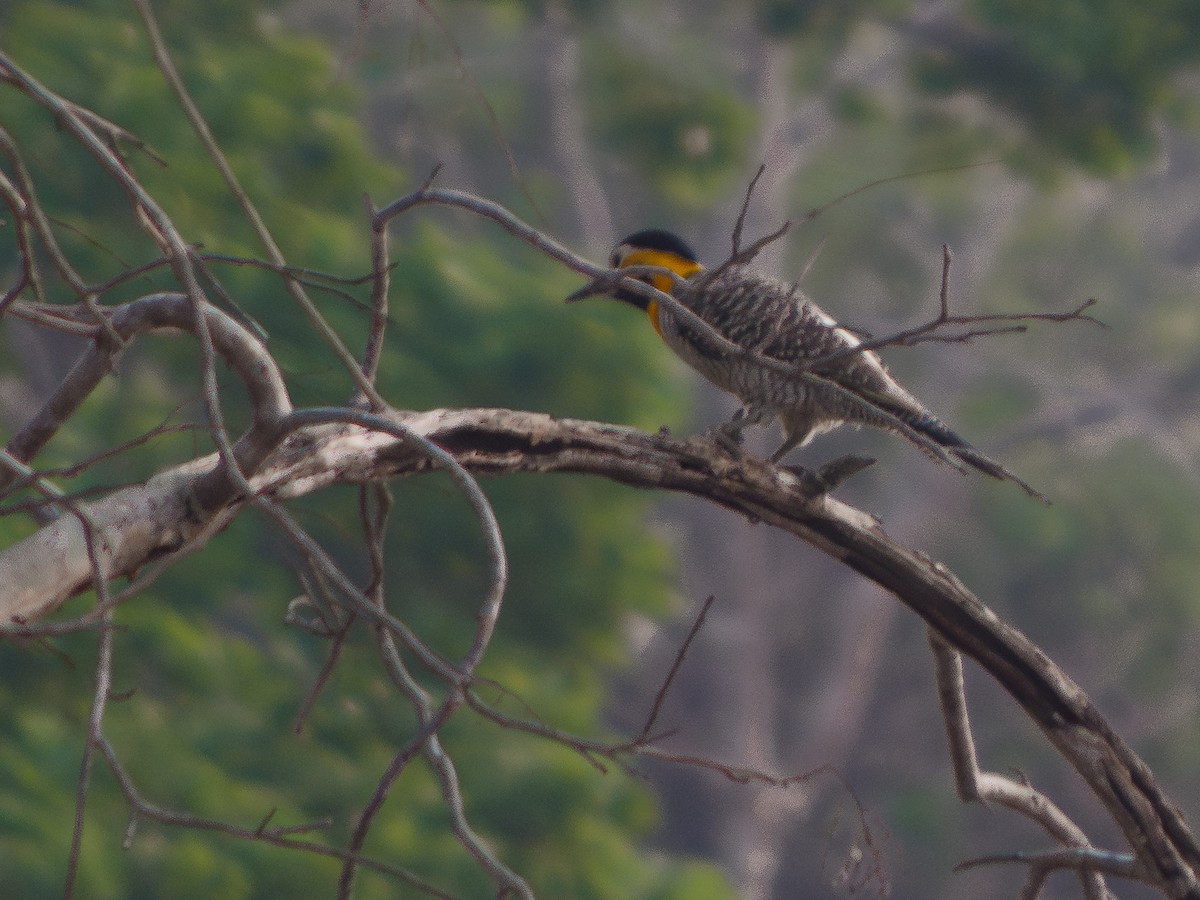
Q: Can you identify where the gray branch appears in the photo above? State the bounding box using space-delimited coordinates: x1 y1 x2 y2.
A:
2 406 1198 897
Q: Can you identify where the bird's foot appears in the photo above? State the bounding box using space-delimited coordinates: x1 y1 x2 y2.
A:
707 421 745 457
710 405 775 457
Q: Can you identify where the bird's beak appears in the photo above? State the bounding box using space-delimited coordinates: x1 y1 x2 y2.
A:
563 279 608 303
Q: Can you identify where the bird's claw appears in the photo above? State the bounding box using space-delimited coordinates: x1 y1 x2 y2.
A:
709 420 747 457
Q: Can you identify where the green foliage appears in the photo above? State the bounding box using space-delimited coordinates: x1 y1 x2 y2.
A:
6 0 1200 896
0 1 721 898
985 441 1200 639
915 0 1200 172
582 45 757 212
754 0 905 40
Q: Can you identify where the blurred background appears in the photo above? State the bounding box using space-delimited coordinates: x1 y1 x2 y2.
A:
2 0 1200 897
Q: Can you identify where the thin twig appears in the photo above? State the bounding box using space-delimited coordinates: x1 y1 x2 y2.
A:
797 160 1001 227
97 737 460 898
636 595 715 743
132 0 386 409
730 163 767 258
927 629 1119 899
291 618 354 735
411 1 546 227
279 405 508 678
811 246 1102 367
64 611 115 899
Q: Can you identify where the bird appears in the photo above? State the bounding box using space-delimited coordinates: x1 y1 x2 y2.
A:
567 227 1046 501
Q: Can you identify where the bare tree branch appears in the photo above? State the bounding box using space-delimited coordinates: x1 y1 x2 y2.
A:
0 46 1191 895
3 403 1198 895
65 612 115 899
730 163 769 257
812 244 1102 366
928 628 1122 899
636 594 716 744
956 847 1142 896
131 0 387 410
96 737 461 899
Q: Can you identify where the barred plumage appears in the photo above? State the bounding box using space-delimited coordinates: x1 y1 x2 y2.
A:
567 228 1044 500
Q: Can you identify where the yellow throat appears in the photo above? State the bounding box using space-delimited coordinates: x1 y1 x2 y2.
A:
615 248 704 338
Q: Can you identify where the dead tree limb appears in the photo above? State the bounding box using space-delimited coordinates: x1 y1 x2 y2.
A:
2 406 1198 897
928 628 1124 899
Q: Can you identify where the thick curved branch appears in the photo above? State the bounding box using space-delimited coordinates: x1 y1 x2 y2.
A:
0 294 290 620
3 294 292 512
1 407 1197 897
929 629 1122 899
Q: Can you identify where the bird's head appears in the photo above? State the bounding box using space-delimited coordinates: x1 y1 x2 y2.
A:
566 229 704 310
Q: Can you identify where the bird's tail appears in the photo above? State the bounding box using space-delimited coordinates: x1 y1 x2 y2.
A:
909 413 1050 505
